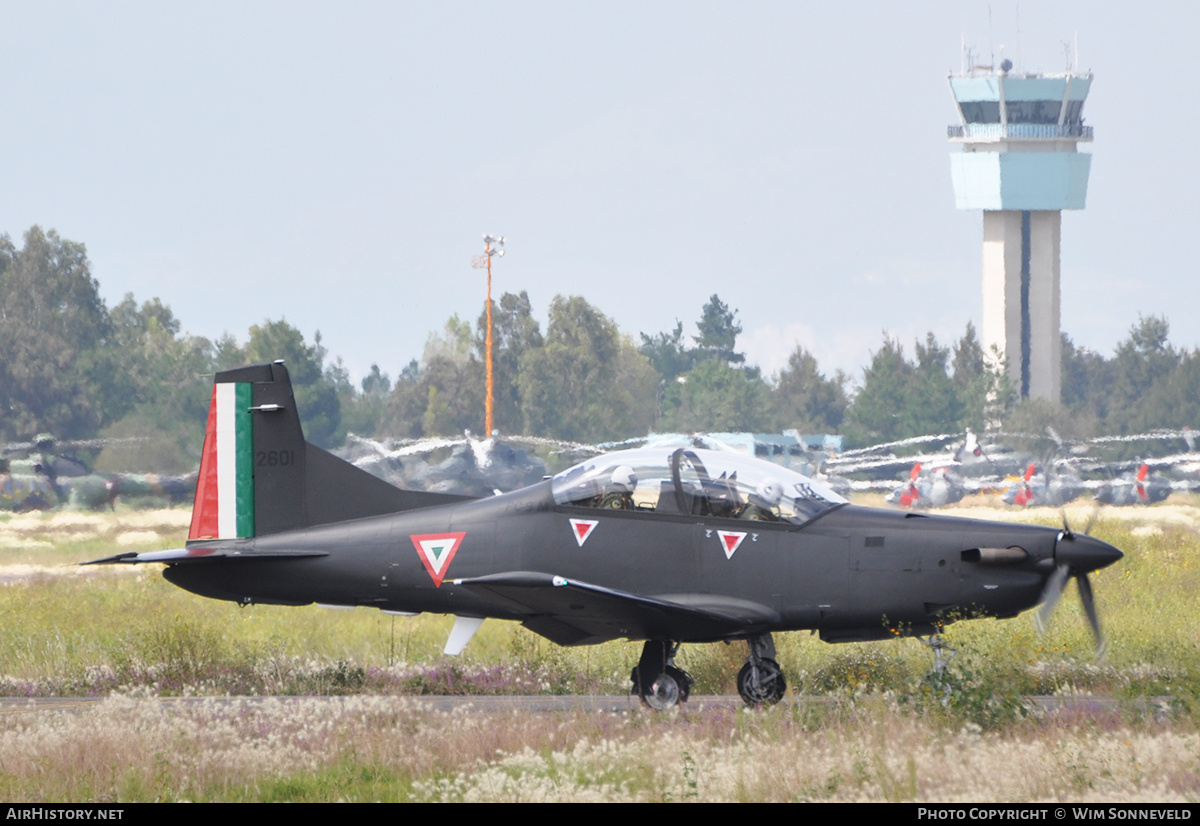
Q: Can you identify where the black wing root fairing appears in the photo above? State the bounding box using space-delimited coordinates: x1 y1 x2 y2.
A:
453 571 780 646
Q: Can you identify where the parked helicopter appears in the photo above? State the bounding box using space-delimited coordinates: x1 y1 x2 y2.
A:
1094 464 1172 506
1 435 113 511
1 434 195 511
0 460 57 511
87 363 1123 708
884 463 969 509
339 432 550 498
999 463 1086 508
828 429 1033 482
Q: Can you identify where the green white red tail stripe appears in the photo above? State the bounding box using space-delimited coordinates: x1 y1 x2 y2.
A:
189 382 255 540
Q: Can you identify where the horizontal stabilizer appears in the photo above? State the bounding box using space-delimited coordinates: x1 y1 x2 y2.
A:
82 547 328 565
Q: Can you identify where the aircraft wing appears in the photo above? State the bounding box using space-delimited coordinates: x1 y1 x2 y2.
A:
452 571 779 646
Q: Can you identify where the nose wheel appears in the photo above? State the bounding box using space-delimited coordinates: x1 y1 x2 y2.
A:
632 641 694 709
737 633 786 707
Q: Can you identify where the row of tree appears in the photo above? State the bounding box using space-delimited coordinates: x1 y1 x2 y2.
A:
380 292 856 443
3 225 1198 473
328 292 1200 451
0 227 357 470
1060 316 1200 437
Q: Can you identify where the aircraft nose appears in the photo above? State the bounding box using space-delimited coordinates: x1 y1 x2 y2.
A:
1055 531 1123 574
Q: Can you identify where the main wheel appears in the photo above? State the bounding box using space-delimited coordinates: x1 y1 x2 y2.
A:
640 671 682 710
737 658 786 706
665 665 693 703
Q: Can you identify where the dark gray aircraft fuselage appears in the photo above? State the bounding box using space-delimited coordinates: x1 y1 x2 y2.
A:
93 361 1121 708
167 480 1111 646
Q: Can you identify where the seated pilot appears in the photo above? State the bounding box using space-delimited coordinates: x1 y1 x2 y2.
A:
596 465 637 510
737 478 782 521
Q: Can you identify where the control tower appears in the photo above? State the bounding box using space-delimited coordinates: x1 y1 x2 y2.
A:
947 61 1093 401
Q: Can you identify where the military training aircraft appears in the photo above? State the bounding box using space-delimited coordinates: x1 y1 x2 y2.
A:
87 362 1124 708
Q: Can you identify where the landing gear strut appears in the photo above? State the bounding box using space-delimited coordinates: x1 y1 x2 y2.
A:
737 633 786 707
918 633 957 705
918 633 956 674
631 640 694 709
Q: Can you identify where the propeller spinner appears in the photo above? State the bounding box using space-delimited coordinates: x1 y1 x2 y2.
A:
1035 517 1122 655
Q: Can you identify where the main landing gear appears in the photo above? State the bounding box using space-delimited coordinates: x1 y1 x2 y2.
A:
631 634 788 709
631 640 695 710
736 633 786 707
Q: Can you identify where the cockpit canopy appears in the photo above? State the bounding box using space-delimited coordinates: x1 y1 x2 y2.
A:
551 447 846 524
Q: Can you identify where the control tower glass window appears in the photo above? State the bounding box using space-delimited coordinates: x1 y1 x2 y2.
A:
959 101 1000 123
1006 100 1061 124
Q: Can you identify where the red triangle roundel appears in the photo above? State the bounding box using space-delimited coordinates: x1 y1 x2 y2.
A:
569 518 598 547
716 530 747 559
410 532 466 587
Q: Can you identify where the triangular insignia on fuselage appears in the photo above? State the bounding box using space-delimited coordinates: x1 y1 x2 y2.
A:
716 530 747 560
569 518 599 547
410 532 466 587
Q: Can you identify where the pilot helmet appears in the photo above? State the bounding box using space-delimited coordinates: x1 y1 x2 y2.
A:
610 465 637 492
756 478 783 507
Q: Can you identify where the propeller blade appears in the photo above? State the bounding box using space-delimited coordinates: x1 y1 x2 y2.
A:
1080 503 1103 536
1036 563 1070 633
1062 501 1103 538
1076 574 1107 657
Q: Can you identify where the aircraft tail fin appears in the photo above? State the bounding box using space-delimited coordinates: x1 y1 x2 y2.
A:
188 362 470 541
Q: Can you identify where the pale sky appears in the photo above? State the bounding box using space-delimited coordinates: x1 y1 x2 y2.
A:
3 1 1197 388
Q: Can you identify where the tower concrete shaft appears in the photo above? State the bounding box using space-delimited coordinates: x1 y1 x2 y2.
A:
948 65 1092 402
982 209 1060 400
